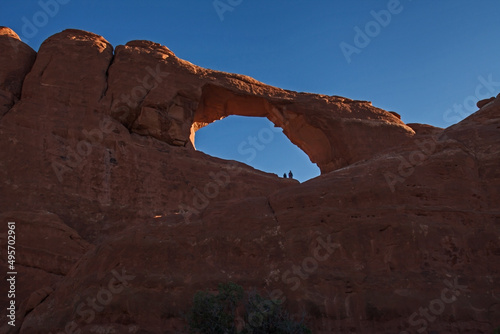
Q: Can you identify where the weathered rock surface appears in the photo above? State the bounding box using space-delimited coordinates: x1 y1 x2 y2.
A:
0 28 499 333
0 27 36 117
0 211 91 333
477 96 496 109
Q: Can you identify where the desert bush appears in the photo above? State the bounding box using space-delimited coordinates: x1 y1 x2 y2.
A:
187 282 311 334
187 282 244 334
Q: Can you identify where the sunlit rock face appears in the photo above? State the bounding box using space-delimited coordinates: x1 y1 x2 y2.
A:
1 28 499 333
24 29 413 173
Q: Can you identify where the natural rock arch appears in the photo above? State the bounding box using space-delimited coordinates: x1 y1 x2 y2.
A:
7 28 416 174
187 83 414 173
190 84 332 170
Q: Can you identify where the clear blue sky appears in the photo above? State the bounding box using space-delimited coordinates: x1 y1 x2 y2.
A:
2 1 499 181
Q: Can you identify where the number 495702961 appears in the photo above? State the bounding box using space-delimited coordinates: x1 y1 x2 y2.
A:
7 222 15 271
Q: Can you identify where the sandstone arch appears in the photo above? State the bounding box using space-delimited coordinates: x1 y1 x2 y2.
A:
5 28 416 175
190 84 332 171
188 83 415 173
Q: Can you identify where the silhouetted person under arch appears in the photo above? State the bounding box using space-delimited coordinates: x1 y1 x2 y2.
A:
283 173 287 178
288 170 293 179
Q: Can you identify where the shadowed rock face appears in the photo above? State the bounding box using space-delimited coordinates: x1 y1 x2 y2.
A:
0 27 36 117
0 28 499 333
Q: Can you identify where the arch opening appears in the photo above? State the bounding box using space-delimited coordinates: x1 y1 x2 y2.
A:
194 115 320 182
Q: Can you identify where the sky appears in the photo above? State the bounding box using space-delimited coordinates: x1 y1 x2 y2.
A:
1 1 499 182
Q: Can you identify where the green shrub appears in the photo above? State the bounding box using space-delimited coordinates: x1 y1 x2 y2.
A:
187 282 244 334
241 290 311 334
187 282 311 334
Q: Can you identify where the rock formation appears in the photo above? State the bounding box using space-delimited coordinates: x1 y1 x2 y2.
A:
0 27 499 333
0 27 36 117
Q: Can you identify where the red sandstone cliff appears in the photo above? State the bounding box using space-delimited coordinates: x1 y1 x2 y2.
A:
0 27 499 333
